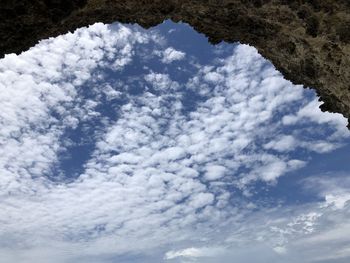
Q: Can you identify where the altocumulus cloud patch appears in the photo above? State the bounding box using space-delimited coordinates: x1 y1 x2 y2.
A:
0 21 349 263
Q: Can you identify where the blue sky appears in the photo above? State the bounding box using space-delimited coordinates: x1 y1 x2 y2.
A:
0 20 349 263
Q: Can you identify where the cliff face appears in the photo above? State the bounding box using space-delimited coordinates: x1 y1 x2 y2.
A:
1 0 349 127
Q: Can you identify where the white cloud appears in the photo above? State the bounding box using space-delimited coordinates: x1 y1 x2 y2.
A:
273 246 287 255
145 72 180 91
303 175 350 210
204 71 225 83
325 194 350 209
161 47 186 63
204 165 227 181
264 135 296 152
282 99 349 139
165 247 226 260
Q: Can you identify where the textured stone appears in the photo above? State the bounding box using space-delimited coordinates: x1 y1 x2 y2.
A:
0 0 349 127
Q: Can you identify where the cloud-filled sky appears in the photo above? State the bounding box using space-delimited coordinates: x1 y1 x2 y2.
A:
0 20 349 263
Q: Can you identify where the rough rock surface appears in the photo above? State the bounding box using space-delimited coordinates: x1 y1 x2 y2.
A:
1 0 349 127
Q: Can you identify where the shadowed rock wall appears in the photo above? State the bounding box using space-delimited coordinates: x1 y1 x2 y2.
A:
1 0 349 127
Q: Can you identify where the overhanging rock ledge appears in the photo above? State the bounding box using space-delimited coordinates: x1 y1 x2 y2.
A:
1 0 349 127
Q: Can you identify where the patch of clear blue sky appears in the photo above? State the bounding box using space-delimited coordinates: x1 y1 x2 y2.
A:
53 20 228 181
55 19 350 208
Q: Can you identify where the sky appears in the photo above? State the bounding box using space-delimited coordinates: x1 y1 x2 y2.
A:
0 20 349 263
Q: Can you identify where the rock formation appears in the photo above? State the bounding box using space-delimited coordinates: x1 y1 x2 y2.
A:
1 0 349 127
